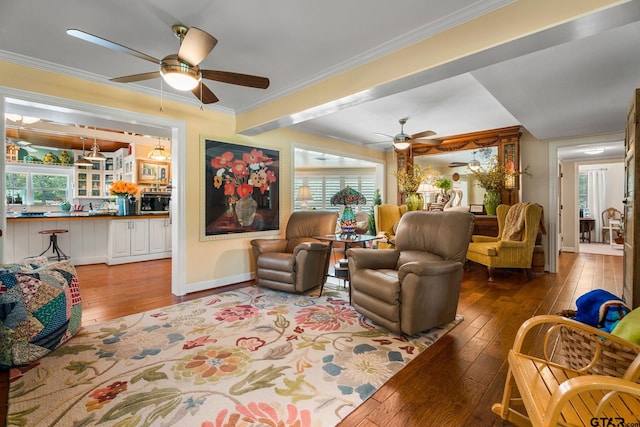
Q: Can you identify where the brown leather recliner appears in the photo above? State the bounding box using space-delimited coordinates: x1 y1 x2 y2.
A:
346 210 474 335
251 210 338 293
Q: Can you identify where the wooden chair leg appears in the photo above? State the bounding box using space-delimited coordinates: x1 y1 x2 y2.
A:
487 266 495 282
525 268 532 281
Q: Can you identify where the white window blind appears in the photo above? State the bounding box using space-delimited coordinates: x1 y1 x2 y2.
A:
294 174 377 212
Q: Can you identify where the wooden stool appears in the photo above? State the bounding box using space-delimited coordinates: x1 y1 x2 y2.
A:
39 229 69 261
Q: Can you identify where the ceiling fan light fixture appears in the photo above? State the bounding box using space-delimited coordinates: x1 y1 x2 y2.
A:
160 55 201 91
468 151 481 170
393 135 411 150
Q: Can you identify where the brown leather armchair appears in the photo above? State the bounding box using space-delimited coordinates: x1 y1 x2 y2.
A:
346 210 474 335
251 210 338 293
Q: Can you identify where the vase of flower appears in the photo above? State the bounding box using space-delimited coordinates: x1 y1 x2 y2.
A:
405 192 424 211
483 190 501 216
235 196 257 226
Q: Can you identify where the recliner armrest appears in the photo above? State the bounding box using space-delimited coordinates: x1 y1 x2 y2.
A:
397 260 462 281
292 241 330 256
346 247 399 270
250 239 288 256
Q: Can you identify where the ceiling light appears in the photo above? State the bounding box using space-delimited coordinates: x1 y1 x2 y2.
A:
160 54 201 91
85 135 106 161
75 137 94 167
148 138 171 161
392 135 411 150
468 151 481 170
584 148 605 155
392 119 412 150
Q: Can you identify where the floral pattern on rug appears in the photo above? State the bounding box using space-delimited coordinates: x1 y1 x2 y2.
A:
8 285 462 427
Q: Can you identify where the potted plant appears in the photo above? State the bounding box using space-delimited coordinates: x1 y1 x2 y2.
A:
393 164 435 210
468 156 529 215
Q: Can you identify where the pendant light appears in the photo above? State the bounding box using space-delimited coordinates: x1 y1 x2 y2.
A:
147 137 171 161
75 136 94 167
85 132 106 161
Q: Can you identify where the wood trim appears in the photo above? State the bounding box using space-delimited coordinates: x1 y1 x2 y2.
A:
395 126 522 205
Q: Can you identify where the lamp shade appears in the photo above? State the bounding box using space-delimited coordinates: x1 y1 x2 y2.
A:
331 187 366 235
295 185 313 209
330 187 366 207
148 142 171 161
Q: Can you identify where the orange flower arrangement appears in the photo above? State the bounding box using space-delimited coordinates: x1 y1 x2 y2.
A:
110 180 138 197
211 148 277 202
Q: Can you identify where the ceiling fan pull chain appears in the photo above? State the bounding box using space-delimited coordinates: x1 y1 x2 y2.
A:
159 78 165 112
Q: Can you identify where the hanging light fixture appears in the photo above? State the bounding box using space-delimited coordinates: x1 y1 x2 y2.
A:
75 137 94 167
468 151 481 171
147 137 171 161
85 131 106 161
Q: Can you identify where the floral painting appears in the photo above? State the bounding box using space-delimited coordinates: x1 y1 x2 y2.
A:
203 140 280 237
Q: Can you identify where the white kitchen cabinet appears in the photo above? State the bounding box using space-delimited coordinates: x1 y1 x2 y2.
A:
107 218 149 264
149 217 171 254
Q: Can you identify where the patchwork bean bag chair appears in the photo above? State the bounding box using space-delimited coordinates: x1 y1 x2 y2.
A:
0 256 82 367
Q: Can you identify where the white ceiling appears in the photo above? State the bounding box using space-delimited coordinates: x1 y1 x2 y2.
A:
0 0 636 163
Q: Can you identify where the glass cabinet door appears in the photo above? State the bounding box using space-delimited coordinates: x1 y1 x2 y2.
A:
104 173 114 197
76 172 88 197
90 172 102 197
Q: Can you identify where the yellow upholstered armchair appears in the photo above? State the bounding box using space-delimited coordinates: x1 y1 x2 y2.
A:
466 203 543 282
373 204 408 249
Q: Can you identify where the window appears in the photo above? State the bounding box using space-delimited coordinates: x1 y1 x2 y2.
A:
5 165 72 205
294 174 377 213
578 172 588 214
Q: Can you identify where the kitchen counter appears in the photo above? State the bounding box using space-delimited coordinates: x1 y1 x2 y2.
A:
4 214 171 266
7 213 169 222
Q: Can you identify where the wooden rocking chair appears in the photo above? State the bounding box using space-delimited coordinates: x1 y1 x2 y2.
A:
492 315 640 426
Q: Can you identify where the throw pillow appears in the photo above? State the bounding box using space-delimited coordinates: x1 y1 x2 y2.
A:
611 307 640 344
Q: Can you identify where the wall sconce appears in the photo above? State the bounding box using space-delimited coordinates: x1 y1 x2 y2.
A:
295 185 314 209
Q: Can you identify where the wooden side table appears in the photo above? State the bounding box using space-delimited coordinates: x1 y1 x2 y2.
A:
579 217 595 243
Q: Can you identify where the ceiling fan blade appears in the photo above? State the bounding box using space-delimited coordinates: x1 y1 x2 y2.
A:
110 71 161 83
362 140 389 146
192 82 219 104
373 132 394 139
201 70 270 89
410 130 436 139
178 27 218 66
66 29 160 64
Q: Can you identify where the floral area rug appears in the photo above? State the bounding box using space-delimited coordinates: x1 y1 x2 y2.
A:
8 285 462 427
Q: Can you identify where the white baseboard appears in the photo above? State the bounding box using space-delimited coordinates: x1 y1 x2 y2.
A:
179 272 255 295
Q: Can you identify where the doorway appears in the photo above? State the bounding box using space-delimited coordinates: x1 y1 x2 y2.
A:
549 137 625 271
1 88 187 295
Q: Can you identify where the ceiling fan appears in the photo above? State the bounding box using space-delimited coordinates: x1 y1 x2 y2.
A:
366 118 440 150
66 25 270 104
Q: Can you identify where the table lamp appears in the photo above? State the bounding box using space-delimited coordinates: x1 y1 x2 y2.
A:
295 185 313 209
330 187 367 236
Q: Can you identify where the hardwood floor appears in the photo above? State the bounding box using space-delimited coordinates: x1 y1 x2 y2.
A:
0 252 624 427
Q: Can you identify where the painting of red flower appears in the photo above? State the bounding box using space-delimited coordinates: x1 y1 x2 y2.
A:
205 140 280 236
